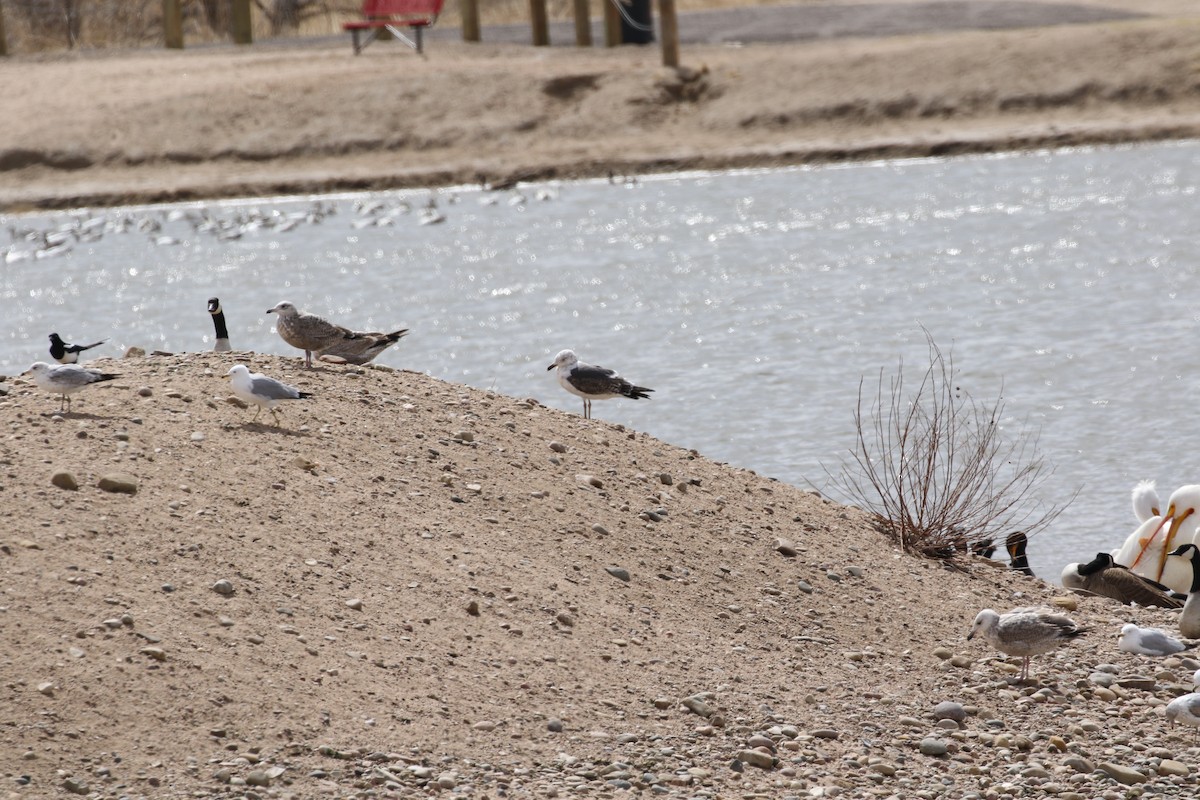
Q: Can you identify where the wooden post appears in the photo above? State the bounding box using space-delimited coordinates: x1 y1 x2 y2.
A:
572 0 591 47
529 0 549 46
602 0 620 47
231 0 252 44
0 0 8 57
659 0 678 67
163 0 183 49
461 0 481 42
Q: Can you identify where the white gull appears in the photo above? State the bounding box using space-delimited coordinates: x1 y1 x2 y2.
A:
28 361 118 413
227 365 311 426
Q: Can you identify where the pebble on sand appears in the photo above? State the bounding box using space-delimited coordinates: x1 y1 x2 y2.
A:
51 470 78 490
605 566 631 582
98 472 138 494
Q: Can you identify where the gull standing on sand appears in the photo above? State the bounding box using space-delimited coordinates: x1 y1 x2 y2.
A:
967 607 1086 682
227 364 311 426
208 297 232 352
266 301 408 368
1118 623 1195 657
28 361 118 412
48 332 106 364
547 349 654 420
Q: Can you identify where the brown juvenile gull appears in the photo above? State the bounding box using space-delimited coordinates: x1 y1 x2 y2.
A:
967 607 1086 682
28 361 118 412
48 332 106 364
547 349 653 420
208 297 232 352
227 365 311 426
1061 552 1183 609
266 301 408 368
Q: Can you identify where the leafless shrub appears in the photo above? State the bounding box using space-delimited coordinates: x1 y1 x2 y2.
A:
823 333 1073 564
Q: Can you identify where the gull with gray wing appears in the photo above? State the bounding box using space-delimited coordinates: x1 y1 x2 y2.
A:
227 364 311 426
1165 669 1200 737
547 349 653 420
1118 623 1195 657
28 361 118 412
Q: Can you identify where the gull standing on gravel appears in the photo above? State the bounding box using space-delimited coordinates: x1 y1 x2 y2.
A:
48 332 106 364
547 349 654 420
1165 669 1200 736
227 365 311 426
967 607 1086 682
1118 623 1195 657
28 361 118 413
266 301 408 368
208 297 232 352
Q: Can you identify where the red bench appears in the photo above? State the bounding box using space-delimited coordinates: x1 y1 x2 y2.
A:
343 0 445 55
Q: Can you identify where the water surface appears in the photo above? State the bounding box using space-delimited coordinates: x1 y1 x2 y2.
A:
4 140 1200 580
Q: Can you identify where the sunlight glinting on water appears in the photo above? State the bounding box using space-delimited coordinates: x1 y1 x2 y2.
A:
3 142 1200 580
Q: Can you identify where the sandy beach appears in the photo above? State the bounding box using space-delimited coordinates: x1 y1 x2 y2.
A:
4 2 1200 797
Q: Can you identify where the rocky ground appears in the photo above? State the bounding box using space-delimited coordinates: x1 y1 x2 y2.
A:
1 353 1199 798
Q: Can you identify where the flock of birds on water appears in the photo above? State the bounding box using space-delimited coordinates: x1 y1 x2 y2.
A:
2 177 630 264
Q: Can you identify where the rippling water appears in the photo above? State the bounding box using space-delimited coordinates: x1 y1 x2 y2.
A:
4 140 1200 580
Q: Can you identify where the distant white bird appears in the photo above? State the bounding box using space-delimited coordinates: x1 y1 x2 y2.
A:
208 297 232 352
48 332 106 364
1119 623 1195 657
28 361 118 412
227 365 311 426
267 301 408 368
967 607 1086 682
547 349 654 420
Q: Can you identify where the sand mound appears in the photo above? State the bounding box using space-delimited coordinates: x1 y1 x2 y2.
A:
1 352 1197 796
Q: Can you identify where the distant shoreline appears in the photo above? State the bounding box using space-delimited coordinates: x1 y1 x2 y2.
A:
3 6 1199 212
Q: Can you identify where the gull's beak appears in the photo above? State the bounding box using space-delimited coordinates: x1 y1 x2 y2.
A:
266 308 275 314
546 362 555 371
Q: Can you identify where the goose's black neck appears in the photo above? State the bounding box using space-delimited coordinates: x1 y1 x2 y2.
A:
211 311 229 340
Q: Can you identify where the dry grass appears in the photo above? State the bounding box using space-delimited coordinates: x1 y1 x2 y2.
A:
823 333 1075 565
